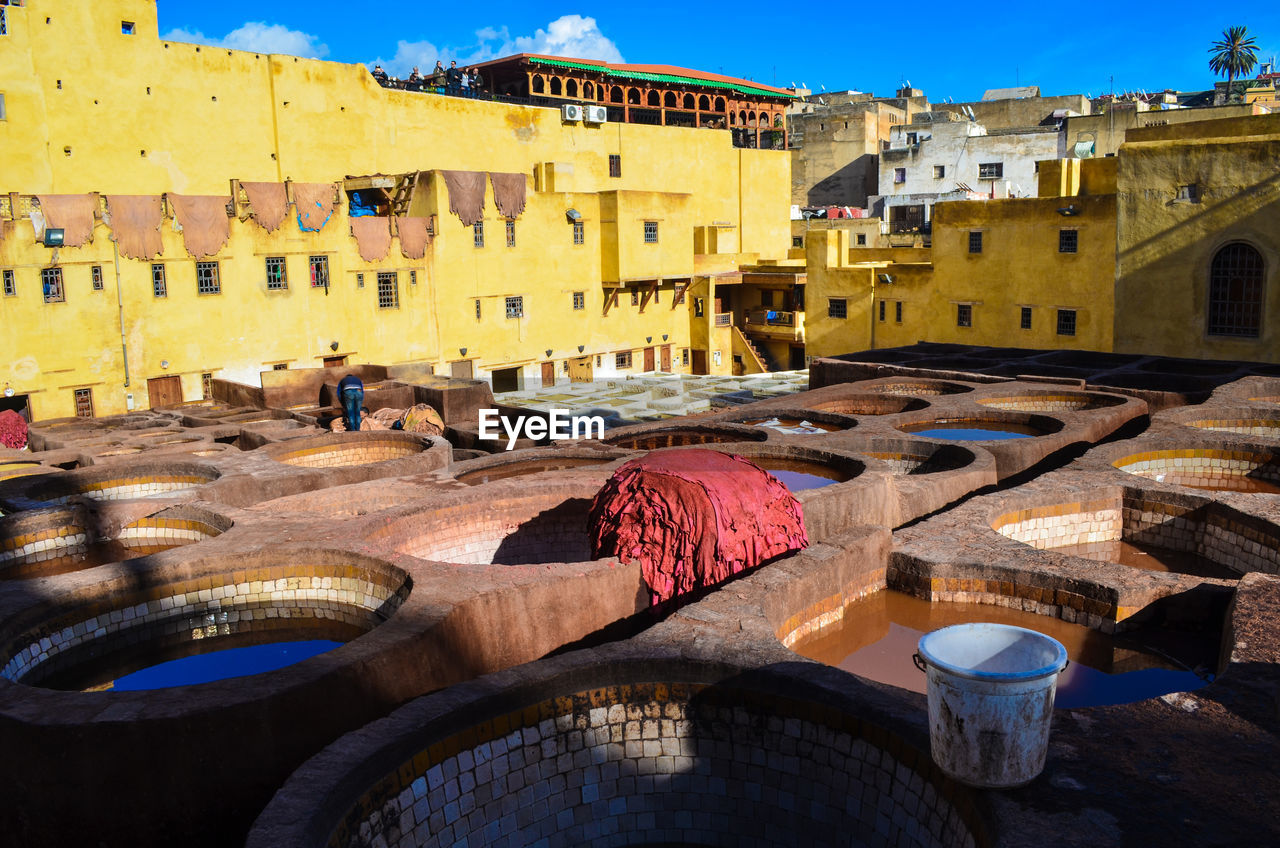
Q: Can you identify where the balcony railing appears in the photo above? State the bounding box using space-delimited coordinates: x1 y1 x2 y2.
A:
744 308 795 327
713 312 732 327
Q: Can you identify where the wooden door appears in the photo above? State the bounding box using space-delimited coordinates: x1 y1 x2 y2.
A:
691 349 708 375
568 356 593 383
450 360 473 380
147 375 183 409
323 355 347 368
643 346 655 371
660 345 671 372
541 361 556 386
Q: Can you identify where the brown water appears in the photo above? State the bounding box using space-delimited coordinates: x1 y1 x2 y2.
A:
3 540 180 580
791 591 1211 709
457 457 611 485
754 458 849 491
743 417 842 435
607 431 744 449
1181 476 1280 495
1051 539 1239 579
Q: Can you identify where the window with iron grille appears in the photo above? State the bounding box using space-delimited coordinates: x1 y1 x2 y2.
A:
505 295 524 319
1208 242 1264 337
73 388 93 418
631 289 639 306
2 269 14 297
572 291 585 310
893 167 906 184
0 8 7 37
1056 309 1076 336
410 270 417 285
152 263 167 297
609 154 621 178
957 304 972 327
895 301 903 323
792 236 803 248
878 300 886 322
828 298 847 319
573 221 584 245
856 233 867 245
968 231 983 254
475 298 481 320
265 256 287 289
681 349 689 366
377 271 399 309
41 267 64 303
978 162 1003 180
473 221 484 248
273 363 289 370
505 220 516 248
1058 229 1078 254
356 273 364 288
309 255 329 288
202 372 213 400
933 165 945 179
196 261 220 294
1020 307 1032 330
91 265 104 290
643 221 658 243
615 351 632 369
673 286 686 306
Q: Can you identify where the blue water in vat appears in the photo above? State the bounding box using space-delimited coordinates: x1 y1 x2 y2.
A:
911 427 1033 441
769 469 839 491
109 639 341 691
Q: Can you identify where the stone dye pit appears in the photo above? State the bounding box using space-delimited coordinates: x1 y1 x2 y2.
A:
1112 447 1280 494
603 424 768 450
899 416 1061 441
975 391 1127 413
453 455 617 486
7 462 221 510
266 432 433 468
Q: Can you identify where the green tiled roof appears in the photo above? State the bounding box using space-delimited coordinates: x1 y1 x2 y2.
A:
528 57 796 100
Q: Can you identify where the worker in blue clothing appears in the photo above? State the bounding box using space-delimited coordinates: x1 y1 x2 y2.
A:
337 374 364 432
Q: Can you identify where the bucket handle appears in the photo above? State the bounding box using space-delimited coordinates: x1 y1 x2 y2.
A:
912 652 927 673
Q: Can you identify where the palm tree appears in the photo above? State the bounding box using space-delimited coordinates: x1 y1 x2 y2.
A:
1208 26 1259 86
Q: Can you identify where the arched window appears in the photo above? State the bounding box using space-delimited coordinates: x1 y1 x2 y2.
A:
627 88 641 104
566 79 578 98
774 114 784 127
698 95 710 111
610 85 623 103
714 97 726 112
1208 242 1265 337
583 82 594 99
683 93 695 109
748 111 756 124
550 77 562 96
728 111 736 125
664 91 677 108
531 75 545 94
647 90 660 106
738 110 747 125
758 114 768 127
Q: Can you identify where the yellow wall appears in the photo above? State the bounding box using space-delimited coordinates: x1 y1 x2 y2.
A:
0 0 791 418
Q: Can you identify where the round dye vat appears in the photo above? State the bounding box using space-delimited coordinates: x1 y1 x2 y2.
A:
1113 448 1280 495
903 423 1040 441
604 427 765 450
100 639 344 691
790 592 1212 709
455 457 612 485
755 458 849 491
1046 538 1238 580
743 417 840 435
4 540 181 580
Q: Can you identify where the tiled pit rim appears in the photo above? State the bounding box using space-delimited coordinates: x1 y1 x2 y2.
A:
17 461 221 507
719 407 860 431
264 432 435 469
602 422 768 450
247 662 988 848
976 390 1128 413
449 446 634 486
1112 447 1280 490
898 412 1065 439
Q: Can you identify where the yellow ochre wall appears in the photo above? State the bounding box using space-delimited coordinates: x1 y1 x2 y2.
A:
0 0 791 419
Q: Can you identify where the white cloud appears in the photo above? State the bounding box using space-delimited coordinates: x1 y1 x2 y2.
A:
493 15 623 63
162 22 329 60
370 40 442 78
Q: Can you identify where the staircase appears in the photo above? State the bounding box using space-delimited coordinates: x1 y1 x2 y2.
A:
733 326 780 372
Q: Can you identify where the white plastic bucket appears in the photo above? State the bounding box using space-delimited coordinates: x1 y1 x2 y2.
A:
914 622 1068 788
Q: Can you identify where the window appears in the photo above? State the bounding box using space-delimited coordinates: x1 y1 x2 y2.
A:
893 167 906 184
615 351 633 369
0 93 6 121
681 349 689 366
473 221 484 248
968 231 983 254
309 256 329 288
505 295 524 319
643 221 658 243
792 236 803 248
356 272 364 288
1058 230 1078 254
273 363 289 371
41 267 64 303
152 263 167 297
196 261 220 294
895 301 903 323
73 388 94 418
674 286 686 307
827 298 847 319
0 9 7 38
1207 242 1264 338
202 372 213 400
856 233 867 246
91 265 104 290
265 256 287 289
377 271 399 309
878 300 886 322
505 220 516 248
933 165 945 179
1175 184 1198 203
573 221 584 245
1056 309 1077 336
410 270 417 285
121 21 135 35
978 162 1003 180
475 298 481 320
906 132 917 145
1020 307 1032 330
631 289 639 306
609 154 621 178
957 304 972 327
2 269 14 297
572 291 585 310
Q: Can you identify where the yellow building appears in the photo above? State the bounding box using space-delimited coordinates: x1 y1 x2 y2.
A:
0 0 792 419
804 158 1117 358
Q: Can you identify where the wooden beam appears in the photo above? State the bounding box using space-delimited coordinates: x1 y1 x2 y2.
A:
638 279 659 313
672 280 690 308
602 289 620 317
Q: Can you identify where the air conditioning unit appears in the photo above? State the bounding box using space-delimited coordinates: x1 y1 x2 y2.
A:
560 104 583 122
584 105 608 124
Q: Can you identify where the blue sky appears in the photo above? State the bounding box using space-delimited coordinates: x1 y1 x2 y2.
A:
158 3 1280 102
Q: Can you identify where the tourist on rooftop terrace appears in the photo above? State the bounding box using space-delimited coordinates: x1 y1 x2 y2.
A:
460 67 471 97
430 60 445 88
371 64 388 86
338 375 364 433
470 66 485 98
445 61 461 96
